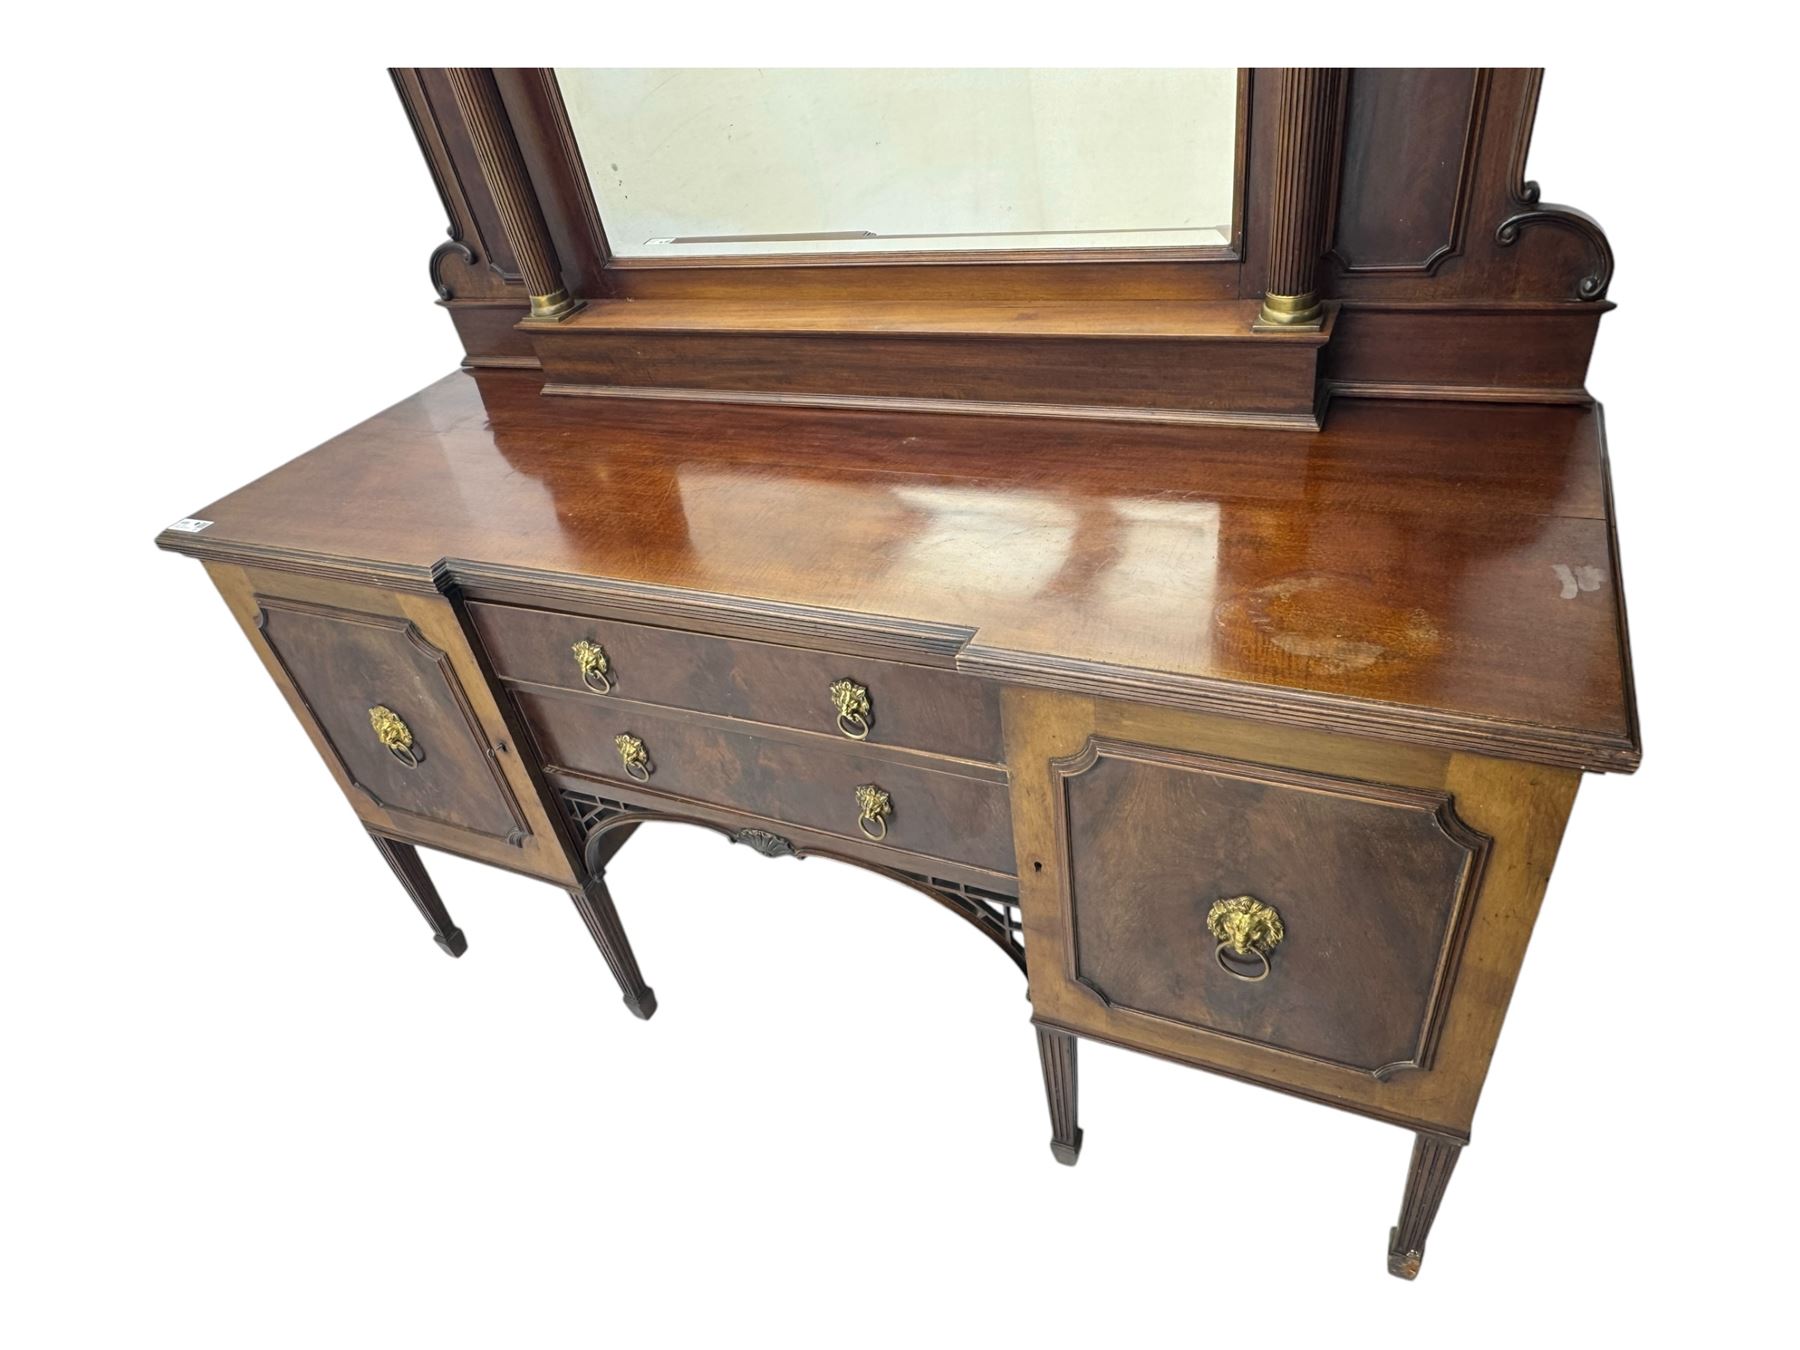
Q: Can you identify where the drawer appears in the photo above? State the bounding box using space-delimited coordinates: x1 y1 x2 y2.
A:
514 690 1016 876
254 595 530 844
1049 740 1490 1078
467 601 1002 763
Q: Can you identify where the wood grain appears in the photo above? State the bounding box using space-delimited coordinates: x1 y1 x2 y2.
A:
1328 70 1487 274
467 599 1004 763
530 303 1328 424
160 370 1637 774
1388 1134 1463 1278
201 563 581 885
1262 68 1345 305
444 68 570 309
1005 688 1581 1137
517 692 1017 875
369 830 469 958
254 594 529 844
160 68 1641 1281
1056 740 1489 1077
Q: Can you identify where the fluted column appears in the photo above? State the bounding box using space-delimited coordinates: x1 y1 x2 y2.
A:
1257 68 1345 330
1387 1133 1463 1279
569 875 657 1020
445 67 579 320
1036 1025 1083 1165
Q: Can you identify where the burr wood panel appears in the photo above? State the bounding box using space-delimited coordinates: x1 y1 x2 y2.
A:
467 600 1004 763
1006 688 1582 1138
1054 740 1490 1078
515 692 1018 875
254 595 529 843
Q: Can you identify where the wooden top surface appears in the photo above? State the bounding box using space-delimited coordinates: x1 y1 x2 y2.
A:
553 298 1330 344
160 370 1639 772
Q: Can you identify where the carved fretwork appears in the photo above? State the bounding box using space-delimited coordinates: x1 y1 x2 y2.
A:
556 788 1026 972
561 787 630 841
892 869 1024 970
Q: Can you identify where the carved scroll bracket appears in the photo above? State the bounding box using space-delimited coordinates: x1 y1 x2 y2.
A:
1494 71 1614 301
1494 189 1614 301
428 239 477 301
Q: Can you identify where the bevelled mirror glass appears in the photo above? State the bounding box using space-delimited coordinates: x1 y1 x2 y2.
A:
554 68 1242 259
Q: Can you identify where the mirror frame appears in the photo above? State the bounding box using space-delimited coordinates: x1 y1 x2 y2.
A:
546 68 1252 272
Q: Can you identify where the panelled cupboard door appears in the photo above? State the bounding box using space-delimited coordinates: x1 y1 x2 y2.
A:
202 563 578 884
1003 689 1579 1138
258 596 524 840
1057 740 1489 1078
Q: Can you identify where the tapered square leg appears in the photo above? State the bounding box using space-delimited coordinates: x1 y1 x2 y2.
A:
1387 1133 1463 1279
569 874 656 1019
1035 1025 1083 1165
368 831 466 957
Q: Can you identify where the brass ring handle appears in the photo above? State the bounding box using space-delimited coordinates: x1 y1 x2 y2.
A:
1214 943 1272 982
615 733 652 782
1206 896 1284 983
368 705 422 770
829 679 873 740
854 784 891 841
573 640 613 695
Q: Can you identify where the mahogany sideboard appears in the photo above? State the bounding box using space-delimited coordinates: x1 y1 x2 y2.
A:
158 68 1637 1278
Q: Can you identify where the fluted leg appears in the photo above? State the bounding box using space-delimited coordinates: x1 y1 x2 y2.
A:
1035 1025 1083 1165
569 874 656 1020
369 832 466 957
1388 1133 1463 1279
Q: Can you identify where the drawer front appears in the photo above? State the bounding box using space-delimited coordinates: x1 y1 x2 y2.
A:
467 601 1002 763
255 595 529 843
1052 740 1489 1077
515 690 1016 875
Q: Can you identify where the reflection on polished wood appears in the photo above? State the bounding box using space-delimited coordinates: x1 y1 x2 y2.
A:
161 370 1635 771
164 67 1639 1280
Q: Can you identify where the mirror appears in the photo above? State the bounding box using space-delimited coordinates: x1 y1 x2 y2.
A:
554 69 1242 260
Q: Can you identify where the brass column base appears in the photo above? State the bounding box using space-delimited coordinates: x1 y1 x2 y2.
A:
528 288 582 321
1254 291 1324 331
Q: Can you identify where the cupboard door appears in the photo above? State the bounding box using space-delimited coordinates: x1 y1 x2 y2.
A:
1051 739 1489 1078
255 595 530 845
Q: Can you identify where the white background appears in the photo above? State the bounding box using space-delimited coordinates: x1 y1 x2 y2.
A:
3 8 1793 1346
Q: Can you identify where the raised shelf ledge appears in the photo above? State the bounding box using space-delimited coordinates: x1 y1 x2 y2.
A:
526 298 1334 429
531 298 1332 344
